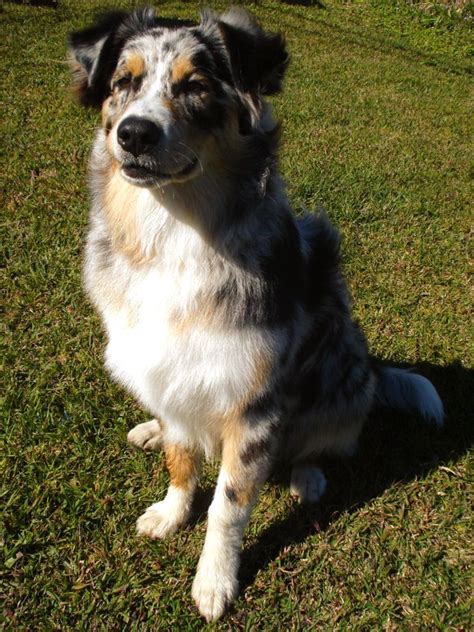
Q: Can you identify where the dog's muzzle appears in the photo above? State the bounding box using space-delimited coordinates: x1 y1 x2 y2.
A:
122 159 198 184
117 115 199 185
117 116 162 157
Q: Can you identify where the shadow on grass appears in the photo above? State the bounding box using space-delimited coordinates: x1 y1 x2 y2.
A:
272 3 473 77
237 359 473 590
283 0 326 7
7 0 58 6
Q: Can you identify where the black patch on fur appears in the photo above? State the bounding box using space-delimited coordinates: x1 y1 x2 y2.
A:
191 29 234 87
191 48 215 76
213 275 263 327
69 11 128 107
218 11 288 96
214 214 303 328
243 391 279 425
337 327 372 402
178 92 227 131
199 10 288 134
224 126 281 188
225 486 237 502
279 214 372 416
240 436 272 466
292 318 371 417
300 213 343 311
93 235 113 270
259 214 304 324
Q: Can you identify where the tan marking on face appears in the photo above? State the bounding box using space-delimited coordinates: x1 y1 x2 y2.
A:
171 55 194 84
167 68 212 119
161 97 180 119
165 444 198 490
103 167 153 265
126 53 145 78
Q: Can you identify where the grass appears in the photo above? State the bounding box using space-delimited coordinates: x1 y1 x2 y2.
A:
2 0 473 629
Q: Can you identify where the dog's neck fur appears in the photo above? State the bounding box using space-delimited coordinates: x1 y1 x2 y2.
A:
154 154 276 240
94 122 283 267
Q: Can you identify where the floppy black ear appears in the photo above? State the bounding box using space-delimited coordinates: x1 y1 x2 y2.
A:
68 11 129 108
218 8 289 97
68 8 156 108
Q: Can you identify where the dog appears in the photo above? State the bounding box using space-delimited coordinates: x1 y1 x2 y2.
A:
68 7 444 621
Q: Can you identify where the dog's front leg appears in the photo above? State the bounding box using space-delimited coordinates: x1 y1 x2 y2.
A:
192 421 276 621
136 443 201 539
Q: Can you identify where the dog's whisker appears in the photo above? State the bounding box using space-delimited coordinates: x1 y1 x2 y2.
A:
177 142 204 175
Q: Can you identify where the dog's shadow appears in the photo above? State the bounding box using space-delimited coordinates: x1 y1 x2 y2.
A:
195 360 472 589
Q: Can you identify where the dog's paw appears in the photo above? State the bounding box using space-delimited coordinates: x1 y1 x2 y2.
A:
192 564 238 622
136 502 182 539
127 419 162 451
290 465 327 503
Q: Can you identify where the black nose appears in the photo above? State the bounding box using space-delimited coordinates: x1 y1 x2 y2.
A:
117 116 162 156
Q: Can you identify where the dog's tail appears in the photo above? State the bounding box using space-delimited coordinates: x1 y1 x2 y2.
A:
374 366 444 427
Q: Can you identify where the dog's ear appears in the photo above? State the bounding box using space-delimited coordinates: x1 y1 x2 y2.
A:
68 11 128 108
68 9 156 108
217 8 288 97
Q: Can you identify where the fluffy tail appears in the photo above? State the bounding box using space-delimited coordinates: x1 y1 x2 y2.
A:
374 367 444 427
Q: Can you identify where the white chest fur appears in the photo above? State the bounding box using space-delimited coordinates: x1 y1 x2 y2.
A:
91 237 268 457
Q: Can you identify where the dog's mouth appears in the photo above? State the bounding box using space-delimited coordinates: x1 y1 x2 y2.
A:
121 158 198 185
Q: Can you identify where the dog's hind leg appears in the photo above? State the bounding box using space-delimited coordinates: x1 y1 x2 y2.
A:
127 418 163 451
290 464 327 503
136 443 201 539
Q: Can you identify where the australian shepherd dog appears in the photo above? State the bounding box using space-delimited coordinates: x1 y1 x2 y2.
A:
68 7 443 621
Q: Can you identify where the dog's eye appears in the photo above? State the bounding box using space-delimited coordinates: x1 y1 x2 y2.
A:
186 80 208 94
113 75 132 91
173 78 209 97
171 76 210 99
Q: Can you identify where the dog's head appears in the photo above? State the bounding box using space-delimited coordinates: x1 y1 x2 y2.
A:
68 8 288 188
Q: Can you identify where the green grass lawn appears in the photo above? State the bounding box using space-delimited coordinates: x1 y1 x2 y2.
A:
2 1 473 628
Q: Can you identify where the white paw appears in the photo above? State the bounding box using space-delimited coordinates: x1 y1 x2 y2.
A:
127 419 162 451
136 502 182 539
192 561 238 622
290 465 327 503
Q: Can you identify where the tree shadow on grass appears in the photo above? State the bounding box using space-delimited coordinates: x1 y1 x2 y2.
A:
7 0 58 6
272 3 473 78
283 0 326 7
238 359 473 590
